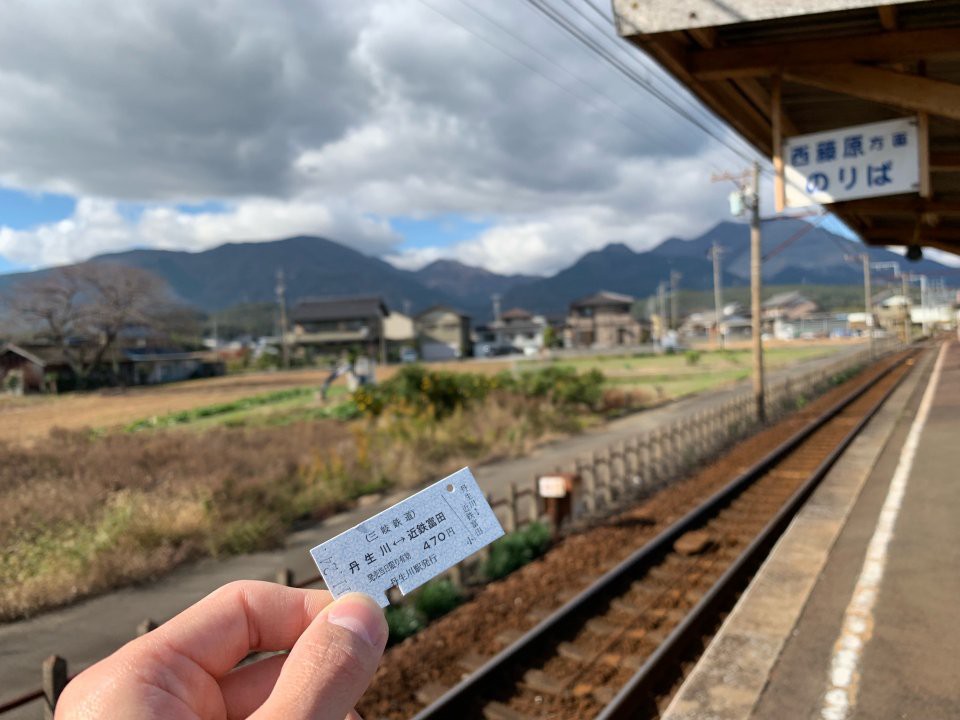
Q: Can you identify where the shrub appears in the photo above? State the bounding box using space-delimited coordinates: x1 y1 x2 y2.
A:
355 365 606 419
483 522 552 580
385 605 424 645
685 350 702 366
414 578 463 620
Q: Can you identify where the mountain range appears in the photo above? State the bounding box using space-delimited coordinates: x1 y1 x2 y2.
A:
0 219 952 323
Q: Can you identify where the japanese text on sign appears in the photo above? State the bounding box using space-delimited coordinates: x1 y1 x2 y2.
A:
783 117 919 208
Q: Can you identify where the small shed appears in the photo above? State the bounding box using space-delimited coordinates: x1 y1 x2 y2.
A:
0 343 64 393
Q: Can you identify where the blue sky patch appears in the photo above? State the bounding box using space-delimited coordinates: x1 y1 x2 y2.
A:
176 200 228 215
391 214 493 249
0 187 75 230
0 255 26 274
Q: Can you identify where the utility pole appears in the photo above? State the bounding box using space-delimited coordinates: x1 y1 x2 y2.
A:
713 164 764 421
862 254 874 359
749 162 765 423
920 274 929 336
491 294 502 323
657 281 668 346
275 268 290 369
710 242 724 348
669 270 681 331
902 273 911 343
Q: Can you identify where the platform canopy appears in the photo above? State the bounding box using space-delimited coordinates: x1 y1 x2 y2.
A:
614 0 960 256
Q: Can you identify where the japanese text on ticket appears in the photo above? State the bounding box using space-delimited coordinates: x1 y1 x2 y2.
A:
309 467 504 607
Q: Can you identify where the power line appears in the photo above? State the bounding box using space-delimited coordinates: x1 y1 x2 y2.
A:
517 0 758 164
445 0 729 157
556 0 740 147
414 0 741 161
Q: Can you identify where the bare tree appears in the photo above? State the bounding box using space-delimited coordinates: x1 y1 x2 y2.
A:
8 263 174 386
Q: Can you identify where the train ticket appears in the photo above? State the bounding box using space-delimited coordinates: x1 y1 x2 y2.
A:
309 467 504 607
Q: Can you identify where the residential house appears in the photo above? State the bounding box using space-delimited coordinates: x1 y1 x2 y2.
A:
289 295 389 361
761 291 819 323
0 343 63 393
475 308 548 355
564 291 648 349
680 309 752 342
415 306 471 360
383 311 416 359
0 342 224 393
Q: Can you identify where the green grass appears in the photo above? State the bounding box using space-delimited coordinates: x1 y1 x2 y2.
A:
529 346 839 402
122 385 355 432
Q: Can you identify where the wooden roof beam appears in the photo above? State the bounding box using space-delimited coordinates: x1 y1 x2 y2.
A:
877 5 898 31
637 34 772 152
689 28 960 80
931 152 960 172
834 197 960 217
783 64 960 123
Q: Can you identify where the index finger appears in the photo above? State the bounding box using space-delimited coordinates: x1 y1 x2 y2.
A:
145 580 334 678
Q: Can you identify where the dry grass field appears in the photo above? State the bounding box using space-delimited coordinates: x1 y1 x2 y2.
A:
0 341 854 445
0 359 517 445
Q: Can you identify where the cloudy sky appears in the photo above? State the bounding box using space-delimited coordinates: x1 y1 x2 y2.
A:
0 0 778 276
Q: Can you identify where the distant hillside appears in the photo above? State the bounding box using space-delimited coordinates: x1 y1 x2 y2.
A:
501 242 725 317
414 259 538 316
503 220 952 316
0 236 454 314
0 221 952 329
656 219 948 284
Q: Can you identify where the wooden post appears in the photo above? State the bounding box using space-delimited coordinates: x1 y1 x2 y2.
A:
772 74 786 212
505 482 518 533
580 458 597 513
598 450 613 507
481 493 494 563
448 564 463 590
531 476 541 522
750 161 766 424
275 567 294 586
918 111 931 198
43 655 67 720
137 618 158 636
654 428 666 485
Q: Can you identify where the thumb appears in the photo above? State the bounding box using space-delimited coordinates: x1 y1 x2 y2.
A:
252 593 388 720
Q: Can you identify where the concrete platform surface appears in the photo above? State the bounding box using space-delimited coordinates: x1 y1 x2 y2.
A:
663 340 959 720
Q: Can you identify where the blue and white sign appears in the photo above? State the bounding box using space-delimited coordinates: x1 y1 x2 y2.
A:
783 117 919 208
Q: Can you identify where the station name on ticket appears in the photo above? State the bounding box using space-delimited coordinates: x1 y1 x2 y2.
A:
309 467 504 607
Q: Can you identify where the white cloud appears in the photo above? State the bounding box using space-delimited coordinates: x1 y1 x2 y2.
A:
0 0 753 274
0 198 399 268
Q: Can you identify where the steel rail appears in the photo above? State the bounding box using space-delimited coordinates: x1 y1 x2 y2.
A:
596 351 916 719
411 352 913 720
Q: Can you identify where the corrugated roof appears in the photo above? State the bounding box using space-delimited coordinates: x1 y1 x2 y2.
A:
290 295 389 323
570 290 636 308
500 308 533 320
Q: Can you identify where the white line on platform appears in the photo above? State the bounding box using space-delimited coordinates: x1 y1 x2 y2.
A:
818 342 949 720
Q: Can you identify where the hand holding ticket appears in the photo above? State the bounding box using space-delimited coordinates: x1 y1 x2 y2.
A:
310 467 504 607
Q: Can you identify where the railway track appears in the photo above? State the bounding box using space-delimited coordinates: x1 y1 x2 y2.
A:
408 349 918 720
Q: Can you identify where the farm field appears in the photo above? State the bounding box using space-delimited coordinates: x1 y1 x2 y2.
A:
0 358 517 444
0 341 851 444
0 340 856 620
530 344 841 400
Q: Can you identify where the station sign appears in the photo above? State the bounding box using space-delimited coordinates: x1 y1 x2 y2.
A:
538 475 568 498
783 117 919 208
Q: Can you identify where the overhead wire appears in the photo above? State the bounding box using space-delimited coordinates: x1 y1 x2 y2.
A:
558 0 746 150
414 0 745 165
517 0 758 164
420 0 854 239
442 0 735 159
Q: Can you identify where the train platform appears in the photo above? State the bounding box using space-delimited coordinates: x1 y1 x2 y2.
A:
663 339 959 720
